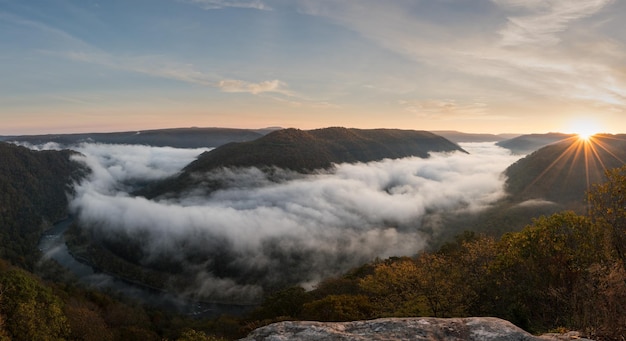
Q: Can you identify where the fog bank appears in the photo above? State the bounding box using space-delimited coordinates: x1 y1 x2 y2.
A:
29 142 521 302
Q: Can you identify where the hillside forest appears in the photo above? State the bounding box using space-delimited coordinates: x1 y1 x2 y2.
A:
241 166 626 341
0 137 625 340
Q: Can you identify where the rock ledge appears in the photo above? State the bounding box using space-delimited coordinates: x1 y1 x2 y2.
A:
238 317 592 341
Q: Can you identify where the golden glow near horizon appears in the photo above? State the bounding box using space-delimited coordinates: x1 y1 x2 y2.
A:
577 131 595 142
567 118 602 142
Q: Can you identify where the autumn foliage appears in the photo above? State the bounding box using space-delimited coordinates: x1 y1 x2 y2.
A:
246 166 626 340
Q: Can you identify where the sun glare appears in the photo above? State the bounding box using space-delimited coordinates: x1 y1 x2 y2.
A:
577 131 594 141
568 118 601 142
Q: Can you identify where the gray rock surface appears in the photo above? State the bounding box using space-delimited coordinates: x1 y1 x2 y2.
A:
238 317 592 341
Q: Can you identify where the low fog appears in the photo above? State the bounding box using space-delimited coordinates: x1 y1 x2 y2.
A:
26 142 521 302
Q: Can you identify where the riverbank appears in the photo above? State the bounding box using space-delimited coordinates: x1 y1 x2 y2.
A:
38 216 255 318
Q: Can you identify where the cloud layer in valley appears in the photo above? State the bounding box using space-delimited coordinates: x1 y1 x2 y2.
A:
32 142 521 302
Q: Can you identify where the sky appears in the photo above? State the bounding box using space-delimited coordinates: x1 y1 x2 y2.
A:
1 0 625 135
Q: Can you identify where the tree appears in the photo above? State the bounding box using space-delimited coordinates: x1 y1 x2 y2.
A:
301 295 374 321
0 286 11 341
0 268 70 340
491 211 606 331
252 286 310 320
359 257 423 316
177 329 227 341
63 298 113 341
588 165 626 267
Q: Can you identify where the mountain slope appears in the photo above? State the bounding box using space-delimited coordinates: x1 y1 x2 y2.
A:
0 142 86 267
141 127 465 198
504 134 626 208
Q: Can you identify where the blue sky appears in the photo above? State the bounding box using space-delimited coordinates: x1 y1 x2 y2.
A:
1 0 624 134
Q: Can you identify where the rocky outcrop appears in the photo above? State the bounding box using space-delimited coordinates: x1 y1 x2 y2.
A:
238 317 593 341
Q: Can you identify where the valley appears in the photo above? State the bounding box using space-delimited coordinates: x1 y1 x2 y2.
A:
1 128 625 340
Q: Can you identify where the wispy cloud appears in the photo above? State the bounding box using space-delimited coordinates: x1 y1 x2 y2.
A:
46 94 104 105
493 0 614 46
216 79 342 109
0 11 92 49
60 50 335 109
400 99 489 119
63 51 217 86
178 0 271 10
217 79 291 95
1 11 218 89
298 0 625 113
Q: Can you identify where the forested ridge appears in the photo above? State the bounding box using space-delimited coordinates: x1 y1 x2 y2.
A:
140 127 465 199
0 142 85 267
187 127 464 173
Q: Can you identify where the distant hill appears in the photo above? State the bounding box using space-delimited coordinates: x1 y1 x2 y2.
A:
432 131 517 143
496 133 575 154
141 127 465 198
0 142 86 267
3 127 264 148
252 126 283 135
504 134 626 208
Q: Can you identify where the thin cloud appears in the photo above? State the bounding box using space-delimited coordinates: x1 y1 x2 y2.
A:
179 0 271 10
400 99 489 119
217 79 292 96
298 0 625 112
61 51 329 107
493 0 614 46
0 11 91 49
62 51 216 86
61 51 304 100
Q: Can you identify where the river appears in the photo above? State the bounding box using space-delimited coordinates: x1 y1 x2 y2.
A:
38 216 254 318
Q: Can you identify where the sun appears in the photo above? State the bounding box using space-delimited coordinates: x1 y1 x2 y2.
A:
577 130 595 141
567 118 601 142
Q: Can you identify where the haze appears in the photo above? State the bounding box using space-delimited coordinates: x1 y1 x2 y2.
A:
2 0 625 135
